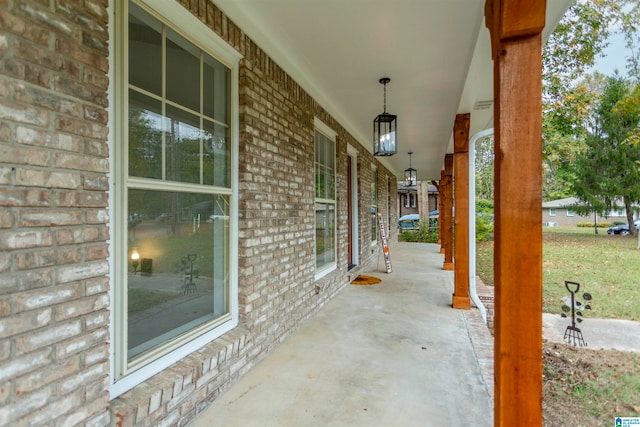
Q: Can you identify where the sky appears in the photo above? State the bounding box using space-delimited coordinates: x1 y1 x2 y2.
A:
590 31 630 78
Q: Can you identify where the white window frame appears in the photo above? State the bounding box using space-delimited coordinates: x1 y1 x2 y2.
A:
549 208 557 217
566 209 575 217
314 118 337 280
371 165 377 246
109 0 241 398
347 144 359 268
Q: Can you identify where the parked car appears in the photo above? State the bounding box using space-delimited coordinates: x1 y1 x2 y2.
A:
607 224 630 235
398 214 420 230
607 220 640 235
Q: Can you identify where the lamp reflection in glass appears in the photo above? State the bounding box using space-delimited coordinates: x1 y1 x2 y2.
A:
131 248 140 275
373 77 397 156
404 151 417 186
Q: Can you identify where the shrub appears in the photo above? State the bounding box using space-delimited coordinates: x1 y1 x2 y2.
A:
577 221 611 228
476 199 494 242
476 213 494 242
398 220 438 243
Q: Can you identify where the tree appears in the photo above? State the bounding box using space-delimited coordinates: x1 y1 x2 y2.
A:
619 3 640 82
541 0 638 200
475 135 494 202
572 76 640 234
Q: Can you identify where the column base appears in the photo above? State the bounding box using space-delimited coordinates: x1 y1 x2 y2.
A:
452 294 471 310
443 262 454 271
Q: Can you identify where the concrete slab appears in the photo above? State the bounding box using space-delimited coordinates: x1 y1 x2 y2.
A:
191 243 494 426
543 313 640 352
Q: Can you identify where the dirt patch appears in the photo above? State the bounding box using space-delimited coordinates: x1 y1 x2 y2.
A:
543 341 640 426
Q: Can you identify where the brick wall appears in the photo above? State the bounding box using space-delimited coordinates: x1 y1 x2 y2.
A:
1 1 397 426
542 208 595 227
0 0 111 426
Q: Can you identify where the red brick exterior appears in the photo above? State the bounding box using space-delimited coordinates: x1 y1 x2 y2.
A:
0 1 397 425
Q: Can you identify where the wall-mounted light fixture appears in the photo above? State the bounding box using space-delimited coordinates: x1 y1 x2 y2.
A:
373 77 397 156
404 152 417 186
131 248 140 274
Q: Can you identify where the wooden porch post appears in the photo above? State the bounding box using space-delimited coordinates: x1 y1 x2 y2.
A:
442 154 454 270
438 173 444 250
453 113 470 309
485 0 546 425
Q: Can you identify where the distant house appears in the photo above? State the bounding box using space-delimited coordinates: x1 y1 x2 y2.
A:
397 181 438 223
542 197 628 226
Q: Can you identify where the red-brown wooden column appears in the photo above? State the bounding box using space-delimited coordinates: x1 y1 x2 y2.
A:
437 174 444 251
442 154 454 270
485 0 546 425
453 113 470 309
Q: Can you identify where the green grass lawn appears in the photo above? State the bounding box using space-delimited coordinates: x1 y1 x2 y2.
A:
128 288 176 315
476 226 640 321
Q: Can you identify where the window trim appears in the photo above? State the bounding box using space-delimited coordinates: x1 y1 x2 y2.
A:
371 165 377 246
109 0 241 398
314 118 337 280
347 144 359 268
549 208 556 217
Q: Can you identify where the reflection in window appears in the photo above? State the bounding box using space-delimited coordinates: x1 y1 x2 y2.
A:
120 3 234 376
315 129 336 271
127 190 229 359
129 90 162 179
127 3 230 186
371 176 377 242
165 105 201 184
203 120 230 187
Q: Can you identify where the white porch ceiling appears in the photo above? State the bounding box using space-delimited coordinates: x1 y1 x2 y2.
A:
215 0 572 181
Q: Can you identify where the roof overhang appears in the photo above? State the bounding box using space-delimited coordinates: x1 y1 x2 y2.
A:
215 0 572 181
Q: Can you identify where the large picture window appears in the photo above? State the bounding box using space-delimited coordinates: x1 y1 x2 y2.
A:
113 0 239 395
315 124 336 275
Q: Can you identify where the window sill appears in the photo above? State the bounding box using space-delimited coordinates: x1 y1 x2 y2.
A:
109 325 249 425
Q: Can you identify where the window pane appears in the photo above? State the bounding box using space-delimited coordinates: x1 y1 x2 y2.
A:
316 133 325 165
315 203 335 268
127 189 229 359
325 166 335 199
129 90 162 179
325 137 334 170
314 129 336 271
129 3 162 95
203 55 229 122
314 131 334 200
371 180 377 241
165 105 201 184
203 119 230 187
166 28 200 112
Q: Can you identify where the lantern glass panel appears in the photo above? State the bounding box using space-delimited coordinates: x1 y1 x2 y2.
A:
404 167 417 186
373 113 397 156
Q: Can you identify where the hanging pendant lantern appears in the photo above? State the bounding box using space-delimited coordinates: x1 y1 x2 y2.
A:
373 77 397 156
404 151 416 186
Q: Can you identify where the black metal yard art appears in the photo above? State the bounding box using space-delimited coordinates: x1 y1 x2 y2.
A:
561 281 592 347
181 254 198 294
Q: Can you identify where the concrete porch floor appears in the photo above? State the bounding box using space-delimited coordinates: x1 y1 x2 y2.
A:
191 242 494 426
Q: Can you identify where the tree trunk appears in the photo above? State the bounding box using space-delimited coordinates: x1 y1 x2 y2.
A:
624 196 636 236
